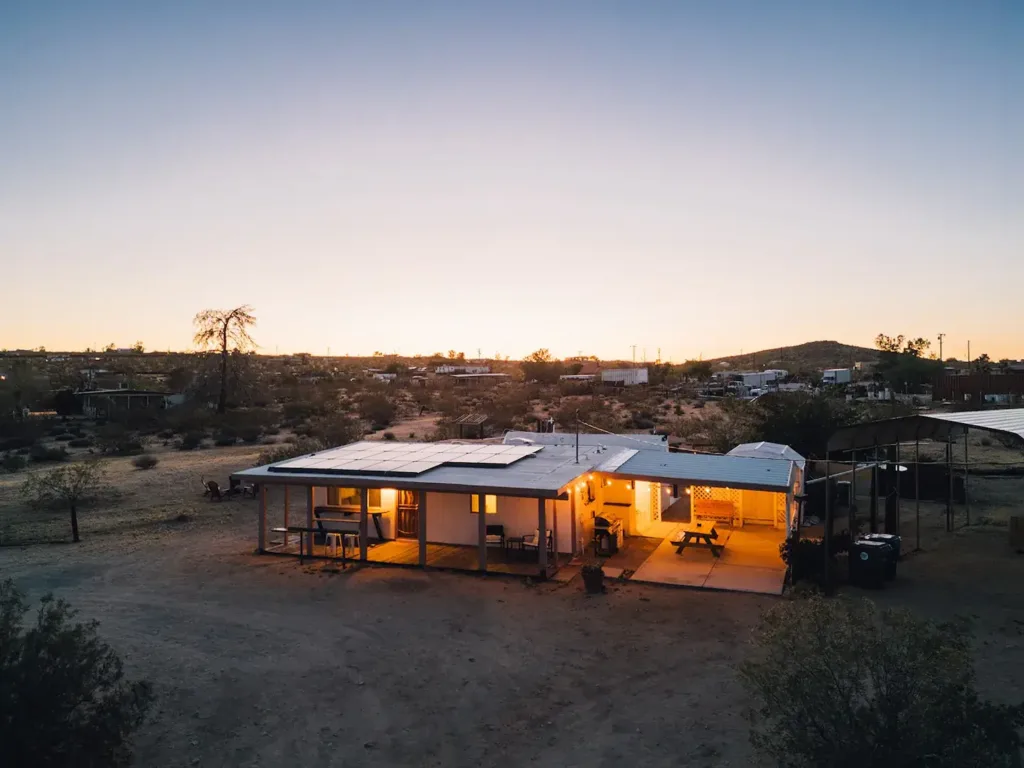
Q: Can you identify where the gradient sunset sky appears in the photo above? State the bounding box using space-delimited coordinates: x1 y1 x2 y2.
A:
2 1 1021 360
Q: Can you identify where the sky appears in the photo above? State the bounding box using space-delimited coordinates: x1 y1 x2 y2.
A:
1 1 1021 361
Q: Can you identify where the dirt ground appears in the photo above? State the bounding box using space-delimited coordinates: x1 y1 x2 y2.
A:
1 452 1023 767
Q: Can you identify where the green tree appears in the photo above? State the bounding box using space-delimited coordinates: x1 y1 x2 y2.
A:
193 305 257 413
0 580 154 767
681 359 713 381
874 333 943 394
521 348 563 384
131 340 145 353
739 596 1024 768
749 392 861 458
21 462 108 543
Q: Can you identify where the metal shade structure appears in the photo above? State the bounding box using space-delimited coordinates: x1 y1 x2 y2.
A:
827 409 1024 453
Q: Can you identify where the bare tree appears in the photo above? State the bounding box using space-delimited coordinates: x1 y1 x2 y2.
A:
193 305 256 413
21 462 108 543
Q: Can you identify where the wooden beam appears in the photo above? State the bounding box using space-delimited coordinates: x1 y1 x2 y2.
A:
551 496 559 567
477 494 487 572
257 484 267 553
569 491 577 557
418 492 428 567
283 485 290 547
359 488 369 562
538 497 548 571
305 486 314 555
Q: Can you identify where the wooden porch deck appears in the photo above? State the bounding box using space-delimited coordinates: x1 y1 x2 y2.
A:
265 537 569 577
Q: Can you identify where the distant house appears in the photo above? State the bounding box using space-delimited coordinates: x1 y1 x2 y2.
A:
601 368 648 387
76 389 181 418
435 364 491 375
453 413 491 439
372 373 397 383
452 373 510 387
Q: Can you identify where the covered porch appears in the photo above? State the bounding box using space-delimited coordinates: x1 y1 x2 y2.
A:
255 483 574 578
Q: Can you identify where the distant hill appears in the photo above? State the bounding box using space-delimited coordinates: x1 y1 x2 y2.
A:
706 340 877 373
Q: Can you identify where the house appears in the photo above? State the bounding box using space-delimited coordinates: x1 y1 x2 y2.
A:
451 373 510 387
234 435 804 594
76 389 180 418
435 364 491 375
601 368 648 386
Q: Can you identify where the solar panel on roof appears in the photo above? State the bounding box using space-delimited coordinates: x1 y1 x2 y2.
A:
266 441 542 475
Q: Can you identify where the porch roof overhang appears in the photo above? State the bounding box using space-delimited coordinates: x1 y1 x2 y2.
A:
826 409 1024 453
607 450 795 493
231 443 614 500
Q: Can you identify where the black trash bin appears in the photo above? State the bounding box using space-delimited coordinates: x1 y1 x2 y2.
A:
850 539 890 589
860 532 901 580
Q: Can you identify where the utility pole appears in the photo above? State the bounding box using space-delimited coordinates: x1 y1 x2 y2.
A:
631 345 637 367
967 340 971 373
937 333 945 361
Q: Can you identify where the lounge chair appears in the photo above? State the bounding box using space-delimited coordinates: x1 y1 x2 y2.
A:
485 524 505 549
521 529 553 554
202 479 222 502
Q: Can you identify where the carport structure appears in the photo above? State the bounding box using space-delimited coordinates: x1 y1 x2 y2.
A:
823 409 1024 556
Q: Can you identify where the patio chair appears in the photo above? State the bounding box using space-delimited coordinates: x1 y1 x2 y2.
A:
485 524 505 549
202 479 223 502
521 529 553 554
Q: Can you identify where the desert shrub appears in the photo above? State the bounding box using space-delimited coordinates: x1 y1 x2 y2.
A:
53 432 77 441
179 432 204 451
29 444 69 463
255 437 325 466
739 596 1024 768
980 436 993 447
2 453 28 472
260 435 277 445
157 428 176 439
94 424 143 455
306 413 360 447
0 436 36 452
264 425 281 436
237 425 262 443
67 437 93 448
382 431 396 441
0 580 154 767
213 433 237 447
283 434 298 444
408 432 416 439
131 454 159 470
358 394 396 429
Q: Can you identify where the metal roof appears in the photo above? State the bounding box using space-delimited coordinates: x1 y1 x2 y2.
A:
233 443 619 499
503 431 668 451
610 450 795 492
727 441 806 468
827 408 1024 452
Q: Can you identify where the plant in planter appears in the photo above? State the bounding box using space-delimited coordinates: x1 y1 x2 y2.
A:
581 564 605 594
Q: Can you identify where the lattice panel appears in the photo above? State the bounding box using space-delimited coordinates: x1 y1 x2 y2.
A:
775 492 789 528
651 484 662 522
690 486 742 506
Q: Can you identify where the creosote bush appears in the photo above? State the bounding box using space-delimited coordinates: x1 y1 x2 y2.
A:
132 453 159 470
738 596 1024 768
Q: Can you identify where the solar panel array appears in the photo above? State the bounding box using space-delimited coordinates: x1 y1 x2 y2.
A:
267 442 543 476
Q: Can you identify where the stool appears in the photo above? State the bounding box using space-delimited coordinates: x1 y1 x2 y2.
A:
342 532 360 558
325 532 343 558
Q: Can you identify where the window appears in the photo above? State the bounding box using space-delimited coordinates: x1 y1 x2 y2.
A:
470 494 497 514
327 487 381 508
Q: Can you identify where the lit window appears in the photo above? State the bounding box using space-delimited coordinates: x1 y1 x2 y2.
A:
470 494 497 514
327 487 381 508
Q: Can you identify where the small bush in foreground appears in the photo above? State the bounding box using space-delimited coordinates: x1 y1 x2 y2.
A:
0 580 153 767
382 431 396 441
67 437 93 448
739 596 1024 768
2 452 28 472
29 444 69 463
179 432 204 451
132 453 159 470
213 433 237 447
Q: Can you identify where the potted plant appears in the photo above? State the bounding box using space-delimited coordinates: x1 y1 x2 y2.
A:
581 564 605 594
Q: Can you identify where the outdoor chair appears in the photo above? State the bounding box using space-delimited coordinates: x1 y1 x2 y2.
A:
485 524 505 549
202 479 223 502
521 529 553 554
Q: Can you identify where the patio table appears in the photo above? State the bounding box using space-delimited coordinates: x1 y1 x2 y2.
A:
672 524 723 558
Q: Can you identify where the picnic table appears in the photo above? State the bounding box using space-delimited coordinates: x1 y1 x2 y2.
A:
672 524 724 558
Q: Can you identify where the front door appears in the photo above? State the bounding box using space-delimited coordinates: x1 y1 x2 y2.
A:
397 490 419 538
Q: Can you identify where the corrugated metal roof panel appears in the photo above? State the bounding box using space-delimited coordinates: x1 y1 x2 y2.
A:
613 451 794 492
502 431 668 451
827 408 1024 452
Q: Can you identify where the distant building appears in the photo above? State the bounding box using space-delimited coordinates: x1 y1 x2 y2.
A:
822 368 852 385
435 364 491 375
76 389 181 418
601 368 648 386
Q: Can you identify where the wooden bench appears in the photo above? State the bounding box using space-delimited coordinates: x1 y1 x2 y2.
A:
693 499 736 527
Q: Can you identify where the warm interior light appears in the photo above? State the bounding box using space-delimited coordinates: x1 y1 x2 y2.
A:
685 487 691 495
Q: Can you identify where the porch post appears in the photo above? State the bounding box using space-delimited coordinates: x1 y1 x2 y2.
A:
359 488 369 562
418 492 428 567
257 483 267 552
569 492 577 557
895 441 901 536
822 456 832 588
914 436 921 551
283 485 290 547
964 429 970 526
477 494 487 572
538 497 548 571
551 496 559 567
305 486 314 555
